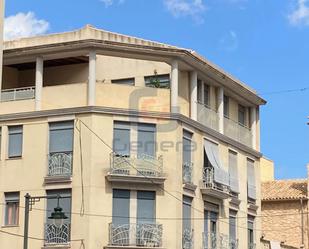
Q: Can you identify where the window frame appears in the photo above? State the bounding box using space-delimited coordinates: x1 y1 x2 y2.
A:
238 104 246 127
4 192 20 226
144 74 170 89
111 77 135 86
8 125 23 159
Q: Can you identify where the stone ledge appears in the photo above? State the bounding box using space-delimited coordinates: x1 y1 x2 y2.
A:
106 173 166 185
44 176 72 185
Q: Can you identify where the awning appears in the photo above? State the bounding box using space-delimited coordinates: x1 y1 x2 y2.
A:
204 139 229 186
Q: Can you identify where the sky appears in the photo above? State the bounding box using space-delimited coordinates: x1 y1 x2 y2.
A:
4 0 309 179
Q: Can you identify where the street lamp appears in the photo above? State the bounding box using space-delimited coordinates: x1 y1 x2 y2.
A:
23 193 67 249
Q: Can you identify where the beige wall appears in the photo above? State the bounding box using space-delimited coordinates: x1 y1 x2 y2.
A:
260 157 275 182
0 112 262 249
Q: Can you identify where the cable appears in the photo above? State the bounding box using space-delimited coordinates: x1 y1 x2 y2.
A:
258 87 309 96
75 120 85 216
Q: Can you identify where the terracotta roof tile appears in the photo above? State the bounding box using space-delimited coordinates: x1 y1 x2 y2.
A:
262 179 307 201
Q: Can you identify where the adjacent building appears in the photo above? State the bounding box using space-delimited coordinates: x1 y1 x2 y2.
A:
0 25 266 249
261 167 309 249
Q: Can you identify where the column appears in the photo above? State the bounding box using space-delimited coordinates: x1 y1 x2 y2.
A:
217 87 224 134
130 191 137 245
88 50 96 106
250 107 257 150
171 60 179 113
190 71 198 121
35 56 43 111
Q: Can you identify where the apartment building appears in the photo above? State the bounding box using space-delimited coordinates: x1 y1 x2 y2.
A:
0 25 266 249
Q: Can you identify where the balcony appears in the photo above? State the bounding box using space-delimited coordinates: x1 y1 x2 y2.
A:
183 229 194 249
107 223 163 248
197 103 219 132
44 223 70 248
224 117 252 148
106 153 166 185
0 86 35 102
203 232 238 249
44 152 73 184
200 168 230 199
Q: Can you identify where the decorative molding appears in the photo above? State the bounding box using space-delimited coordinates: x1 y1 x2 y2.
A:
0 106 263 158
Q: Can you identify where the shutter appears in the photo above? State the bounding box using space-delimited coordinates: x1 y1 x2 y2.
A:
229 151 239 193
204 140 229 186
247 159 256 199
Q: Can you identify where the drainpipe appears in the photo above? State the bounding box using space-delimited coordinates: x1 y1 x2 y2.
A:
301 198 304 248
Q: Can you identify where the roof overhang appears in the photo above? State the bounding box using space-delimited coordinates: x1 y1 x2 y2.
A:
3 37 266 106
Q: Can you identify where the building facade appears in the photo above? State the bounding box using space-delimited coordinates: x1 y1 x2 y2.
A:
0 25 265 249
262 178 308 249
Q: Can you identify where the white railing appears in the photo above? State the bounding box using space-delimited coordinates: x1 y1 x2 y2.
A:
109 223 163 247
183 229 194 249
197 102 219 132
110 153 163 177
183 162 194 184
203 232 238 249
0 86 35 102
201 167 230 193
224 117 252 147
44 223 70 245
48 152 73 177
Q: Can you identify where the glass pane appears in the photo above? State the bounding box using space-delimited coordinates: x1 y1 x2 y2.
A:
183 137 191 164
229 216 236 240
137 130 155 157
182 197 192 231
8 133 22 157
113 128 130 156
137 191 155 224
112 189 130 225
49 129 73 153
46 189 71 223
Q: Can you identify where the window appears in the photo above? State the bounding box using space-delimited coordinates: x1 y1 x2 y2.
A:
113 122 131 156
247 159 256 201
49 121 74 154
183 196 193 249
224 95 229 118
112 189 130 225
229 150 239 194
238 104 246 126
137 124 156 158
8 126 23 158
248 216 255 249
203 84 210 107
229 210 237 249
183 130 193 183
4 192 19 226
204 202 219 249
137 191 155 224
46 189 71 244
197 80 202 103
145 74 170 89
111 78 135 86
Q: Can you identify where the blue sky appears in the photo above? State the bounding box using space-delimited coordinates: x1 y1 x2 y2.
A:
4 0 309 179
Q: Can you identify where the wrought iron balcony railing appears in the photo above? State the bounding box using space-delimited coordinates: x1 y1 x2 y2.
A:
48 152 73 177
183 162 194 184
249 243 256 249
183 229 194 249
109 223 163 247
110 153 163 177
224 117 252 148
0 86 35 102
44 222 70 245
197 102 219 132
203 232 238 249
201 167 230 193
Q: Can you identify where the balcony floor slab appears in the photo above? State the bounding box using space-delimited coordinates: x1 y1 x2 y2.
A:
106 173 166 185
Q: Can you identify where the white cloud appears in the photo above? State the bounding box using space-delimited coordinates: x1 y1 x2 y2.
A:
219 30 239 52
100 0 125 7
163 0 206 23
288 0 309 26
4 12 49 41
